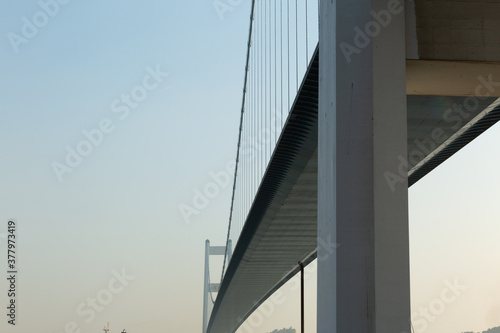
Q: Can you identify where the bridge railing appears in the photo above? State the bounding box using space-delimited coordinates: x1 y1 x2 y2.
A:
221 0 319 281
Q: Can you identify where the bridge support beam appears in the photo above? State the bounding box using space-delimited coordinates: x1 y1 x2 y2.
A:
318 0 410 332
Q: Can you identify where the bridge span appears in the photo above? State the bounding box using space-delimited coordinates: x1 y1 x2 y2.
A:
206 1 500 332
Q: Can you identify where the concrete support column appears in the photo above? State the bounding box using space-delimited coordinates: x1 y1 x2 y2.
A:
202 240 210 333
318 0 410 332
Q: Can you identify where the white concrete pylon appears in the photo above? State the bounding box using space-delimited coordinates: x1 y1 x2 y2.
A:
202 240 232 333
318 0 411 332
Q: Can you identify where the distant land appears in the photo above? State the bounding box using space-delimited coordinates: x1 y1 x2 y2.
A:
463 326 500 333
264 325 500 333
269 328 295 333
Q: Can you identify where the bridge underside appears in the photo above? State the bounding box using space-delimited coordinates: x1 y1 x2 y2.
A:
207 45 500 333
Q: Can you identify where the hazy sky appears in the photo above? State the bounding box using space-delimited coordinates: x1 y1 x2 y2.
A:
0 1 499 333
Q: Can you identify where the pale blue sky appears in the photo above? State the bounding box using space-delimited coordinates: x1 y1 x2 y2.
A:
0 1 499 333
0 1 247 332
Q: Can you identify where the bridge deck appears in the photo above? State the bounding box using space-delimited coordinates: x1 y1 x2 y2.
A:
207 46 500 333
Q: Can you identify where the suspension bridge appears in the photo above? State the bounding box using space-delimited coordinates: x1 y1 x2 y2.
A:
203 1 500 332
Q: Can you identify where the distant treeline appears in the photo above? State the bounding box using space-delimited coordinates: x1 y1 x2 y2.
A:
463 326 500 333
269 328 296 333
